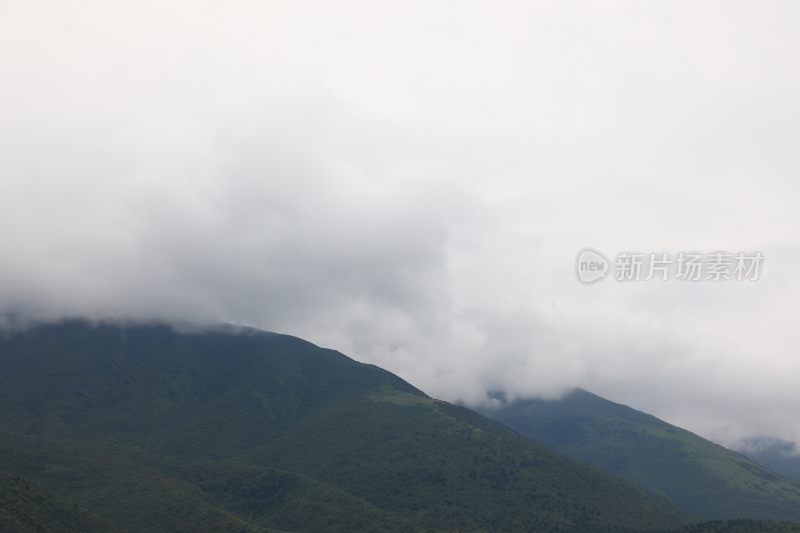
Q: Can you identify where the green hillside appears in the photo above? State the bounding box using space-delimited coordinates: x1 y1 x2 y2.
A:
478 389 800 521
0 471 114 533
670 519 800 532
0 321 687 532
0 432 281 533
737 438 800 481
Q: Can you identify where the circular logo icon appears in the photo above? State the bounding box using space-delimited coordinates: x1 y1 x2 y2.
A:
576 248 609 284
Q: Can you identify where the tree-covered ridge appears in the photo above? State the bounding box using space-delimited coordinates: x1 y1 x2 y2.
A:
0 320 687 532
479 389 800 521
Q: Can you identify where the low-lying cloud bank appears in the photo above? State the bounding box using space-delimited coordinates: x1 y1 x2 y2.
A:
2 0 800 450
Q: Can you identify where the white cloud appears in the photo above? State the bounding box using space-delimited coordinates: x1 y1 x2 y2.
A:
2 0 800 448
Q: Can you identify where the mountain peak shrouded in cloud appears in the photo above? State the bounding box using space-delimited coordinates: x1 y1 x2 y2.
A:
737 437 800 481
478 388 800 521
2 0 800 452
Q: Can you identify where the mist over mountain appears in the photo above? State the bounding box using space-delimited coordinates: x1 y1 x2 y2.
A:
737 438 800 482
3 1 800 451
478 389 800 522
3 1 800 531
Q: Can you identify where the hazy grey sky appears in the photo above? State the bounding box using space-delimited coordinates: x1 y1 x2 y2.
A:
2 0 800 449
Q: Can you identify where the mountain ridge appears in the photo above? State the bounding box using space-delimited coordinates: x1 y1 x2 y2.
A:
0 319 687 532
477 388 800 521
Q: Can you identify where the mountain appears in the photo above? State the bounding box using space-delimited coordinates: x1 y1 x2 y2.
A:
736 438 800 481
0 320 687 532
477 388 800 522
674 520 800 532
0 471 113 533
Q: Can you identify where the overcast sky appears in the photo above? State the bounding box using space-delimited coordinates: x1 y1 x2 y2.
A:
2 0 800 450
